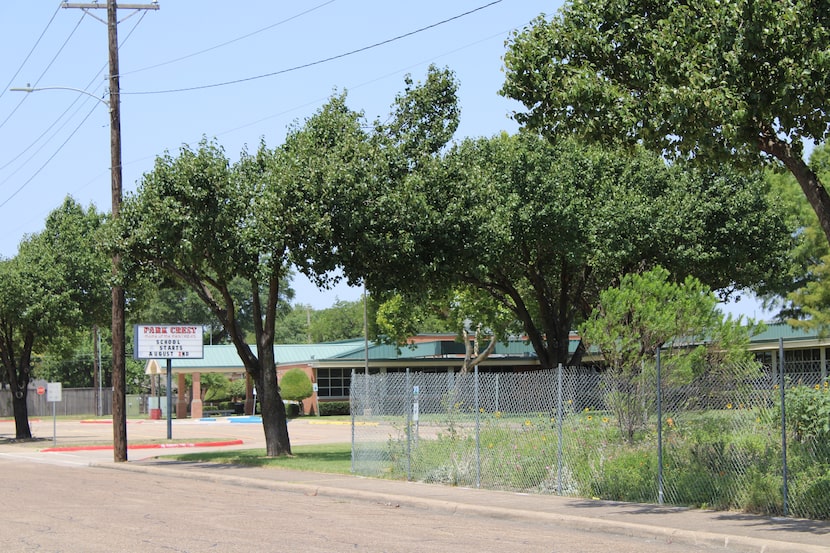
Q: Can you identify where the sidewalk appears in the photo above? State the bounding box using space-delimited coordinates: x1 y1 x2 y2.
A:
112 458 829 553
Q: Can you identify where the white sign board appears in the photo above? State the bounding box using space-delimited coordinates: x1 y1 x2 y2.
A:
134 325 204 359
46 382 62 402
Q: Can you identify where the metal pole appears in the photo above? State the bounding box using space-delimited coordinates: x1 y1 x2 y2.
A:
474 365 481 489
406 368 412 481
166 358 173 440
657 347 664 505
363 284 369 416
779 337 788 516
557 363 564 496
52 401 57 446
350 369 355 473
98 329 103 416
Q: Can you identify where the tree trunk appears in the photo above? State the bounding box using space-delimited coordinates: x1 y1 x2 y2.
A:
3 353 33 440
256 342 291 457
12 387 31 440
760 135 830 245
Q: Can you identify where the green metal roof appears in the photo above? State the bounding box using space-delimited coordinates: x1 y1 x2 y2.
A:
162 341 366 371
748 322 818 344
158 324 807 373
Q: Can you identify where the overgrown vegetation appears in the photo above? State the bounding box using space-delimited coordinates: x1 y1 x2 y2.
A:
372 379 830 520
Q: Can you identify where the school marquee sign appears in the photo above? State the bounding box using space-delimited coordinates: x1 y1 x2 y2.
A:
134 324 204 359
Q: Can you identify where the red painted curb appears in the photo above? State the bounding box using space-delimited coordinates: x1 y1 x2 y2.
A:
41 439 244 453
80 419 151 424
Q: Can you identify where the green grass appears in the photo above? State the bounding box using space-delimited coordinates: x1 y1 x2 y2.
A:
164 442 353 474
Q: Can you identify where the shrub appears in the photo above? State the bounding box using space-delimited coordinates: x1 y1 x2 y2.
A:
283 402 300 417
785 380 830 447
791 470 830 520
590 448 657 503
740 470 784 516
319 401 350 416
280 369 313 404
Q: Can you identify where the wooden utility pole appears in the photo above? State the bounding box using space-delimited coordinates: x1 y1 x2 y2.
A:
62 0 159 462
92 325 100 416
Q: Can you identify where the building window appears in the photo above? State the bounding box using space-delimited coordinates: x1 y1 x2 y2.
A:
317 368 351 398
785 348 821 373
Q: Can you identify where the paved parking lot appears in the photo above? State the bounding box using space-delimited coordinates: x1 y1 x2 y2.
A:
0 415 352 464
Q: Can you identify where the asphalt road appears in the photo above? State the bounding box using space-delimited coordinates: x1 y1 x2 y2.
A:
1 457 718 553
1 418 825 553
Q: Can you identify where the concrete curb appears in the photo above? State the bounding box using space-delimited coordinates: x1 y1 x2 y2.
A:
41 439 244 453
97 462 826 553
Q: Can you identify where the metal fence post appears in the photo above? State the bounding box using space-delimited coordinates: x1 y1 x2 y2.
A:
350 369 356 474
406 368 412 481
657 347 664 505
557 363 564 496
495 373 500 413
475 365 481 488
779 337 788 516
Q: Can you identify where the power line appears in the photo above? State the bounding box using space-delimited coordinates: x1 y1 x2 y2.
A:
0 101 99 210
0 11 149 213
0 11 86 131
208 25 519 142
0 4 62 104
120 0 338 77
123 0 504 96
0 92 103 188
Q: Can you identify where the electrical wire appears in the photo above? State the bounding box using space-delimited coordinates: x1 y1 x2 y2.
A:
0 101 99 210
0 4 61 104
0 93 103 189
123 0 504 96
120 0 338 77
209 26 517 142
0 10 149 215
0 11 86 131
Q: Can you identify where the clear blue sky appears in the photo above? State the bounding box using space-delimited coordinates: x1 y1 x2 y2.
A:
0 1 772 320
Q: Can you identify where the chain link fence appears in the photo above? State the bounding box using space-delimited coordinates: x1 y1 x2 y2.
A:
351 362 830 520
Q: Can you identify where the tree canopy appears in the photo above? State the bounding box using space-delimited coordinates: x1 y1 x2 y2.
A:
501 0 830 244
417 134 789 366
291 68 790 367
0 198 109 438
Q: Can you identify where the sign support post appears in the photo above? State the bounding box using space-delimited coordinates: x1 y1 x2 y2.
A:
167 358 173 439
46 382 62 446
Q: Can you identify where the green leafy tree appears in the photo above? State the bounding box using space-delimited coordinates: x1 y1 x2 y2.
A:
309 299 369 343
286 68 788 368
502 0 830 244
279 368 313 412
375 292 456 344
229 377 247 401
375 288 517 371
185 373 230 402
781 146 830 331
131 274 295 345
37 343 101 388
414 134 787 367
0 198 109 438
762 168 826 320
580 267 758 441
275 303 315 344
277 66 460 298
115 140 310 457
